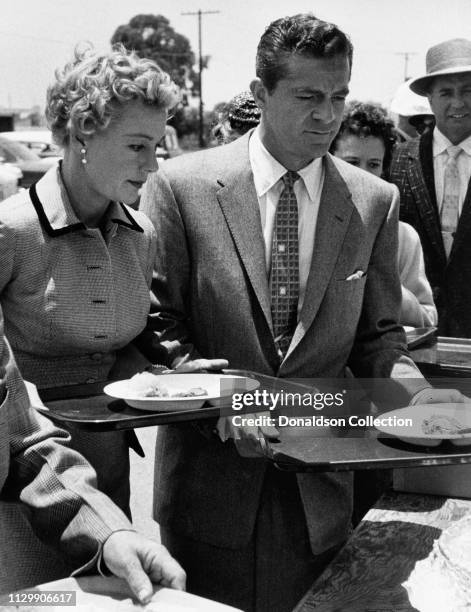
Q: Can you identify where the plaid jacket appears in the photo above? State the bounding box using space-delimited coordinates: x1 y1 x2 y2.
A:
390 130 471 337
0 307 131 571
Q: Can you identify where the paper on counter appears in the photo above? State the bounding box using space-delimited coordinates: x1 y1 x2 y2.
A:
9 576 244 612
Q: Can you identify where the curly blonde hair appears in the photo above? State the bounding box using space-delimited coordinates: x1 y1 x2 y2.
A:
46 43 180 146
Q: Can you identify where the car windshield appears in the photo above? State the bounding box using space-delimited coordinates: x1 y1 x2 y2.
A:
0 137 40 162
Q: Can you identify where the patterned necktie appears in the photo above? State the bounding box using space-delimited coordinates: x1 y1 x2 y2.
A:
270 171 300 358
441 145 462 258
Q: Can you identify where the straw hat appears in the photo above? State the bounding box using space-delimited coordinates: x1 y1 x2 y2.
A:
410 38 471 96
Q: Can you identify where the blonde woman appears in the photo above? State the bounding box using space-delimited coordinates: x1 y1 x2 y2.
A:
0 45 180 516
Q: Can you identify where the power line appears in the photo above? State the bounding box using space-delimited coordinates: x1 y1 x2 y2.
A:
395 52 418 81
182 10 220 148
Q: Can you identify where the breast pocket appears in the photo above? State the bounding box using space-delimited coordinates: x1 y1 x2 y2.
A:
334 275 368 292
331 275 368 319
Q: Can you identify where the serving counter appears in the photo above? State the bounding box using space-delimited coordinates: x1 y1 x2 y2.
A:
410 335 471 377
290 338 471 611
293 491 471 612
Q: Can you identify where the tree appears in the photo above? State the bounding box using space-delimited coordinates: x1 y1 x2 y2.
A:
111 14 197 92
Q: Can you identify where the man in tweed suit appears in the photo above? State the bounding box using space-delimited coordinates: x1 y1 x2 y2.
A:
0 307 185 601
140 14 465 612
390 38 471 337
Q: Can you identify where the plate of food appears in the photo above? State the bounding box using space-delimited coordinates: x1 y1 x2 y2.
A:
104 372 259 412
374 403 471 446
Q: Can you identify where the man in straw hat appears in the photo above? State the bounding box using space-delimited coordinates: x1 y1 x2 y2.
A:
390 38 471 337
139 15 468 612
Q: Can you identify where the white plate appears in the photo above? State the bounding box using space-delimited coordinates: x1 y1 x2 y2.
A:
375 403 471 447
104 373 259 412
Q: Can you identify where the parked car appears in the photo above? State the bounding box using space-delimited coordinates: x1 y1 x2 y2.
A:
0 136 59 188
0 163 21 201
1 130 63 158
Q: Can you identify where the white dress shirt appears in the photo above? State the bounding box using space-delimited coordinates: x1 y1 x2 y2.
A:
433 127 471 215
248 127 324 313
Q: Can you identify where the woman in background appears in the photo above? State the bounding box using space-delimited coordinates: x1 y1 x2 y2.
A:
330 101 437 328
0 44 180 516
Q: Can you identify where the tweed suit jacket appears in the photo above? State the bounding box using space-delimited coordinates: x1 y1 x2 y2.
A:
0 307 131 570
0 165 157 387
139 132 428 554
390 131 471 337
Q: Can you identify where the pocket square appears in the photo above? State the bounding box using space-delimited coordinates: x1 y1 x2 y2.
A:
345 270 366 281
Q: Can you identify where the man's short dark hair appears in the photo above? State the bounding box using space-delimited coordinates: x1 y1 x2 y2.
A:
256 14 353 93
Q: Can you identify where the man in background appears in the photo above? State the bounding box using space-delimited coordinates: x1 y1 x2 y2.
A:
390 39 471 337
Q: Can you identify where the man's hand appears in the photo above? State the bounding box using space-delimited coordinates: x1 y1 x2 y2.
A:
410 388 471 405
173 357 229 372
102 531 186 604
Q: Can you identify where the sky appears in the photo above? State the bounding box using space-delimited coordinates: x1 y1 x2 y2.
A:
1 0 471 113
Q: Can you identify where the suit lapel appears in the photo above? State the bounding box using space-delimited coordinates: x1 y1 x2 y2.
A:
411 133 447 266
216 141 272 330
412 132 471 265
450 175 471 258
287 156 354 356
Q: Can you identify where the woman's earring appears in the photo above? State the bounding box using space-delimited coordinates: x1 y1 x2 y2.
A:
76 136 87 165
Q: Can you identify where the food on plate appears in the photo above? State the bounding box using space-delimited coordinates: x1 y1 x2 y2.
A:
171 388 207 398
128 372 207 398
422 414 464 435
128 372 170 397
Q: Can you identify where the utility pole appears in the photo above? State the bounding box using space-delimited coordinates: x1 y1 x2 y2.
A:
182 9 220 148
395 51 418 81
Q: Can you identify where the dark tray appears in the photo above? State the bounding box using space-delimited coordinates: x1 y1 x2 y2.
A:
37 369 272 432
37 369 471 473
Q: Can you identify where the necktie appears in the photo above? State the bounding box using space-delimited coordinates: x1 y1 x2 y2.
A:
441 145 462 258
270 171 300 358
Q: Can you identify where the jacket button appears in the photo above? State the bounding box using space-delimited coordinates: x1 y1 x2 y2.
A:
85 377 96 383
90 352 103 361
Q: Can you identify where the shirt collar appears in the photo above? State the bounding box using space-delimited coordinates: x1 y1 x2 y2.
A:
433 126 471 157
249 126 323 201
32 163 144 237
107 201 144 233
